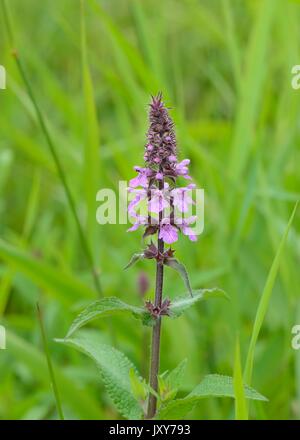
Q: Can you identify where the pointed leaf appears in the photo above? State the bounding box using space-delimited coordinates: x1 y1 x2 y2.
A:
156 374 267 420
159 359 188 402
65 297 144 337
169 288 228 318
164 258 193 297
189 374 267 401
124 253 145 270
56 332 143 420
165 359 187 392
129 368 147 402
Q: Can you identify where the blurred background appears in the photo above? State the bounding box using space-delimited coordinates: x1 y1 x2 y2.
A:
0 0 300 420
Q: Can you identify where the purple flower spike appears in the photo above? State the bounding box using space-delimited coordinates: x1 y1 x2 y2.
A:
127 93 198 245
146 93 177 169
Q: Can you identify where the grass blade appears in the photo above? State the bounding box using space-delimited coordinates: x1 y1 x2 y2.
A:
80 0 100 253
0 239 96 304
37 303 64 420
234 337 248 420
244 201 298 386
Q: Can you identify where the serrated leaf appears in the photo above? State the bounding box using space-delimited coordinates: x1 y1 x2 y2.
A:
129 368 147 402
66 297 145 337
164 258 193 297
56 332 143 420
141 312 156 327
165 359 187 392
169 288 228 318
189 374 267 401
156 397 196 420
159 359 187 402
156 374 267 420
124 252 145 269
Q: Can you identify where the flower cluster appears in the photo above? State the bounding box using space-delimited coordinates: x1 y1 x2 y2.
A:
127 93 197 245
145 298 171 318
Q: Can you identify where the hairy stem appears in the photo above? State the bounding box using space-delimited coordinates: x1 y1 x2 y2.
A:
147 179 164 419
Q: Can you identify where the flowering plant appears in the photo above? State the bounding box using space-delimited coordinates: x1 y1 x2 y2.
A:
58 94 267 420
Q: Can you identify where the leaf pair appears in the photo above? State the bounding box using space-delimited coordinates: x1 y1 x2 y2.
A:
65 289 228 337
57 333 268 420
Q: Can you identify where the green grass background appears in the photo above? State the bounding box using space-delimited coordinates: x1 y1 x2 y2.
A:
0 0 300 419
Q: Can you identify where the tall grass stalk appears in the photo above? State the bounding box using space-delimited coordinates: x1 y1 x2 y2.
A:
37 303 64 420
0 0 103 297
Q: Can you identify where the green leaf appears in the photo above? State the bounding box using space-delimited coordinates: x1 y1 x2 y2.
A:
129 368 147 402
169 288 228 318
156 398 195 420
189 374 267 401
159 359 187 402
165 359 187 392
244 202 298 387
65 297 145 337
156 374 267 420
56 332 143 420
141 312 156 327
164 258 193 297
124 253 145 270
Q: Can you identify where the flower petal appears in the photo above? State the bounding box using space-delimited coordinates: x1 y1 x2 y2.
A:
159 224 178 244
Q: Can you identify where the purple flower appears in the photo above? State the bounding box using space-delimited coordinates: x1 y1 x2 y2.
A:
176 216 197 242
127 215 148 232
171 184 196 213
128 189 147 216
128 184 171 216
159 218 178 244
148 184 170 213
129 166 152 188
175 159 192 180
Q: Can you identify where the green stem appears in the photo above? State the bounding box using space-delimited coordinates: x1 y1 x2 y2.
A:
37 303 64 420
